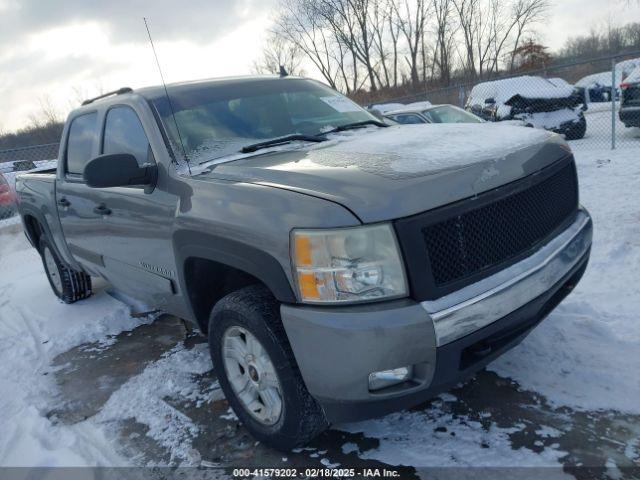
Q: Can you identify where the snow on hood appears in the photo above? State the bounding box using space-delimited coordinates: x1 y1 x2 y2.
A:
202 123 561 222
469 76 575 104
308 123 554 178
191 123 555 181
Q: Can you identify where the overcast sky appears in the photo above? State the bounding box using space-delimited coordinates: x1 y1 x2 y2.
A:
1 0 639 132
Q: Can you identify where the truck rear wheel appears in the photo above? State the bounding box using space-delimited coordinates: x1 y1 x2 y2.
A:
208 285 328 451
39 236 92 304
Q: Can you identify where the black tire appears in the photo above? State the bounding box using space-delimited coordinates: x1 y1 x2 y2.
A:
39 236 92 304
565 116 587 140
208 285 328 451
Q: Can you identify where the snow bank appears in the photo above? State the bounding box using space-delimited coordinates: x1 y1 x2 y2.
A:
0 232 149 466
97 343 220 465
490 145 640 414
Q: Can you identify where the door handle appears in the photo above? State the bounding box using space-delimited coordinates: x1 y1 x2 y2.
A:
93 204 112 216
57 198 71 207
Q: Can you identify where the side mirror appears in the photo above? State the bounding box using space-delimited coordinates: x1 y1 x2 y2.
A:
484 98 496 105
84 153 157 190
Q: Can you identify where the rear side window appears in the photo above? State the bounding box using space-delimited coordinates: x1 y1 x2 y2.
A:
103 106 152 167
66 113 98 175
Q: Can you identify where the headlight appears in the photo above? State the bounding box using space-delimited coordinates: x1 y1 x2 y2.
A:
291 224 408 304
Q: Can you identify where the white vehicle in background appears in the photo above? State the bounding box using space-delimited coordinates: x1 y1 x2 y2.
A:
466 75 587 140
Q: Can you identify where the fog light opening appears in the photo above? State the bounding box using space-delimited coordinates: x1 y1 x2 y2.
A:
368 366 413 392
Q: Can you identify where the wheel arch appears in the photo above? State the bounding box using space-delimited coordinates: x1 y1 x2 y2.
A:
22 212 45 251
174 230 297 333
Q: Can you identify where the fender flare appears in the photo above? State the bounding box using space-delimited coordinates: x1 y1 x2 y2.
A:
173 230 297 313
19 205 55 251
18 204 82 269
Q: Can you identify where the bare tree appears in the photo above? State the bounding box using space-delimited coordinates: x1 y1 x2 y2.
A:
274 0 341 88
432 0 457 84
253 32 305 76
507 0 550 70
392 0 430 85
27 96 62 130
452 0 479 76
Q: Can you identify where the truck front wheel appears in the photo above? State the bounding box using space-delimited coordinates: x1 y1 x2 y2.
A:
208 285 328 451
39 236 92 304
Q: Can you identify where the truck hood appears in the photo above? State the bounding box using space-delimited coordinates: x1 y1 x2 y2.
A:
201 124 570 223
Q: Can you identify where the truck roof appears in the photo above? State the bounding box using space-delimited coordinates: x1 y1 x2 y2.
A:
78 75 302 108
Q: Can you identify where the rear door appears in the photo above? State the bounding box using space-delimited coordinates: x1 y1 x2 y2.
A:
56 111 107 274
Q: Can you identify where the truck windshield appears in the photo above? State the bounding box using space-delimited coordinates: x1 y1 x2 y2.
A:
151 78 378 165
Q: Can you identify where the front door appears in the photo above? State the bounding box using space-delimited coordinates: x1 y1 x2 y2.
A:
91 105 179 309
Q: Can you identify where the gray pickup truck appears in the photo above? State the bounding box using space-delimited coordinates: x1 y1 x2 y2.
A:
16 76 592 450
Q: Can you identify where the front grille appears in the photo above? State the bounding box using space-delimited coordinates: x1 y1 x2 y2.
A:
423 162 578 286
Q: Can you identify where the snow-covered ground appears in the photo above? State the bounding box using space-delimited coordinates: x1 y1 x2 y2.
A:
0 126 639 471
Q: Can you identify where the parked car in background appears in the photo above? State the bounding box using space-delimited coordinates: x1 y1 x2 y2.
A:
619 66 640 128
368 102 407 115
0 172 17 219
576 72 616 103
385 104 483 125
466 75 587 140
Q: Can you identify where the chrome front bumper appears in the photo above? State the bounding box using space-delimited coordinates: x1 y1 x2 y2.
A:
421 208 593 346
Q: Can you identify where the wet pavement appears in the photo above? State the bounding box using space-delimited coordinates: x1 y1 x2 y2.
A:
46 313 640 478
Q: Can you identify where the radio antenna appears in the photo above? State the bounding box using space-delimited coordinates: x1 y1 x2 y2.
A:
143 17 191 175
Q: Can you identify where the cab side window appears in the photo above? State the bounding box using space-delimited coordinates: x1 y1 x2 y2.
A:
103 106 153 167
66 113 98 175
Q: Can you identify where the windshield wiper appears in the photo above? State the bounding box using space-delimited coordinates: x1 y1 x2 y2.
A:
241 134 327 153
324 119 388 134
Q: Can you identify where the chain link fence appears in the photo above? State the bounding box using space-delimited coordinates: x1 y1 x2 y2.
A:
368 52 640 151
0 143 59 223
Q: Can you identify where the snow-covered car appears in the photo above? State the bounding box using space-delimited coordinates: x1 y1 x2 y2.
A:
576 72 616 103
369 100 433 116
466 76 587 140
619 66 640 128
385 104 483 125
368 102 406 115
